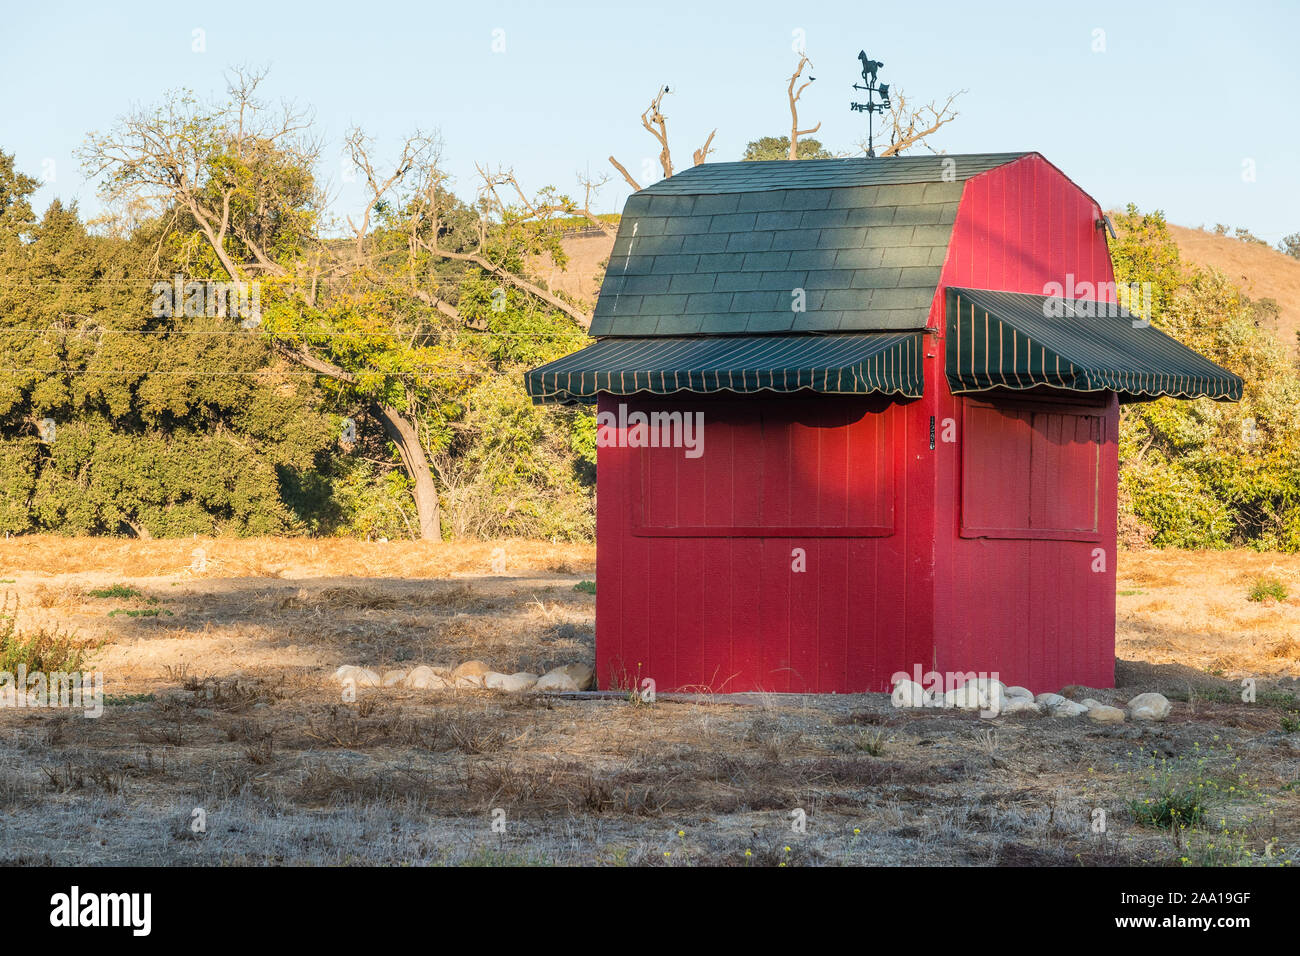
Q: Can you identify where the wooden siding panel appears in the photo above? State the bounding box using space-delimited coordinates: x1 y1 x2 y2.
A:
932 154 1118 692
597 393 911 692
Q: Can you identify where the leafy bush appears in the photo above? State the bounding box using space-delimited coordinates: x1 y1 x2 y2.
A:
1130 787 1209 829
87 584 140 599
0 594 89 673
1113 206 1300 550
1247 576 1288 603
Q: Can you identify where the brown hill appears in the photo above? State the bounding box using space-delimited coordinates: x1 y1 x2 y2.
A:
535 229 615 308
1165 223 1300 351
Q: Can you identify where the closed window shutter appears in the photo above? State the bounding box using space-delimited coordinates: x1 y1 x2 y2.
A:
636 398 895 537
961 400 1101 538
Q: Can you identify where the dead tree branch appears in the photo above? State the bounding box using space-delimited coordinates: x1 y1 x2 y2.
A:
787 54 821 159
861 89 966 157
693 129 717 166
608 155 642 191
610 84 716 185
641 86 673 178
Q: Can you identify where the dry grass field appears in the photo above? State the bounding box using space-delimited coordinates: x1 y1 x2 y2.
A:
0 537 1297 867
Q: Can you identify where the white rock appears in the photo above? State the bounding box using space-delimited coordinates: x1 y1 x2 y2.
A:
483 671 539 692
534 662 595 693
1127 692 1172 721
1054 701 1090 717
405 665 451 690
1004 685 1035 701
943 683 984 710
891 678 929 708
999 697 1041 715
1087 704 1127 724
333 665 381 688
942 678 1005 712
1035 693 1088 717
381 669 408 688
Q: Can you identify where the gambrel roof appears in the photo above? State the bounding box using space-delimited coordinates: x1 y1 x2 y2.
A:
528 153 1242 407
590 153 1028 337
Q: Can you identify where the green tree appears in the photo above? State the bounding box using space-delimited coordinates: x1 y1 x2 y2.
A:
0 155 337 537
80 70 600 540
742 136 834 161
1113 205 1300 550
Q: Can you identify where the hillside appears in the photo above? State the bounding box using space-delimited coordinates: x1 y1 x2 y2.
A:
1109 217 1300 352
533 228 615 307
1165 223 1300 350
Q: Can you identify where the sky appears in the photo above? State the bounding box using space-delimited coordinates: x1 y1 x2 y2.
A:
4 0 1298 242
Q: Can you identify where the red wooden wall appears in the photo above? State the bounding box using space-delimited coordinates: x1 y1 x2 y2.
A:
594 153 1120 694
927 154 1119 691
594 392 933 693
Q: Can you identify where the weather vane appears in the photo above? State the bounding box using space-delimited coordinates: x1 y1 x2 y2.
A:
850 51 891 158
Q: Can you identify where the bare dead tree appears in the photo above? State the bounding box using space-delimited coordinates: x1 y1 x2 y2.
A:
787 54 820 159
458 164 609 329
576 172 618 239
642 86 673 178
343 126 438 264
858 89 966 157
693 129 717 166
608 156 642 191
609 85 716 190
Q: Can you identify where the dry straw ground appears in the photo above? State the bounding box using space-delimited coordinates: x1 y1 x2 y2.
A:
0 537 1296 866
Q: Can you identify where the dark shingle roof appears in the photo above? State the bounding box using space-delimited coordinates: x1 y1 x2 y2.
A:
635 153 1028 195
590 153 1028 337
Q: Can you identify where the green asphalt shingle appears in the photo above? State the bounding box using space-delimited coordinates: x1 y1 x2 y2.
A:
590 154 1024 337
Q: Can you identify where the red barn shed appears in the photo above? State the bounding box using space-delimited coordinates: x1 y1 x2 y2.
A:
526 153 1241 694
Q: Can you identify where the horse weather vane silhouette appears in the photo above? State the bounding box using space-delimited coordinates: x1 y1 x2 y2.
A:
850 51 891 157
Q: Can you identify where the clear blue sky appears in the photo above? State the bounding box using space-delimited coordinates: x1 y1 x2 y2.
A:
4 0 1297 241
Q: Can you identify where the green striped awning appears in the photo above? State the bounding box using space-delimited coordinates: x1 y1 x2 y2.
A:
525 333 924 405
946 287 1243 402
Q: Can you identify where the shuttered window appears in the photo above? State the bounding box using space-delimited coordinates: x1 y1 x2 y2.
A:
960 398 1102 540
632 397 895 537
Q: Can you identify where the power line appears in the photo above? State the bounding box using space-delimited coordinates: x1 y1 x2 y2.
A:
0 271 615 283
0 368 450 378
0 328 583 336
